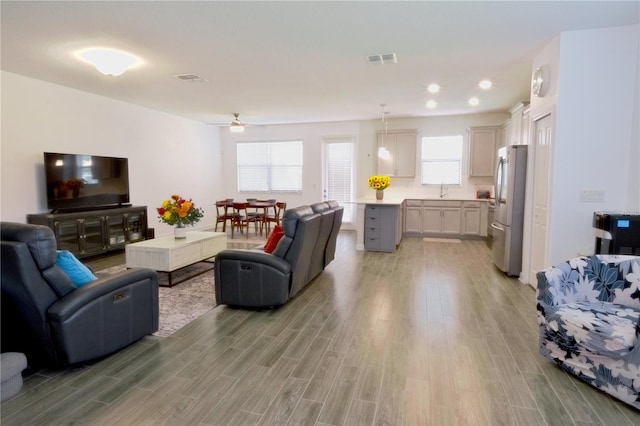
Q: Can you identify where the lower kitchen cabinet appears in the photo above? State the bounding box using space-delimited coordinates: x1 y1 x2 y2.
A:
403 199 488 239
423 201 461 236
364 204 401 252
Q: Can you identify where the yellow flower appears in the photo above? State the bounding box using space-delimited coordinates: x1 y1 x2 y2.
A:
368 175 391 190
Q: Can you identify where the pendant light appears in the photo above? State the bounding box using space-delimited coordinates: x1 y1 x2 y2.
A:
378 104 391 160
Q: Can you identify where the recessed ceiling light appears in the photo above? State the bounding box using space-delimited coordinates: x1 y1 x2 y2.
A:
76 48 141 76
427 83 440 94
479 79 492 89
426 100 437 109
468 97 480 106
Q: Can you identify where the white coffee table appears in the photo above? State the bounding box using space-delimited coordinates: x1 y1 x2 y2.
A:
125 231 227 287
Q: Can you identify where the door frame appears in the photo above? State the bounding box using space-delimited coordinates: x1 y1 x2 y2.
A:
521 106 555 287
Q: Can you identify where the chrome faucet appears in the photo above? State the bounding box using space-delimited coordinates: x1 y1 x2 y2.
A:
440 183 448 198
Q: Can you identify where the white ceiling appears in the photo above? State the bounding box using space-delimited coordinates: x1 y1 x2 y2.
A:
2 1 638 126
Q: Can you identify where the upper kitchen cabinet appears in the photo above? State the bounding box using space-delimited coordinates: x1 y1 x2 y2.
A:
507 102 531 146
377 130 417 177
468 126 499 177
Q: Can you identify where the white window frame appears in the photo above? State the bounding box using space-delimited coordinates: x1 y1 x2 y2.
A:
236 140 303 193
420 135 463 186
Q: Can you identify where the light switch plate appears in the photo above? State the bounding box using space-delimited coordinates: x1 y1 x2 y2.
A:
580 189 605 202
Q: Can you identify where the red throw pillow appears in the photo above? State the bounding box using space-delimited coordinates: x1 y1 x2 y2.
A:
264 225 284 253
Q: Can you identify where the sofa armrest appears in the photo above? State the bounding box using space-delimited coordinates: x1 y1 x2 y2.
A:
214 249 292 308
46 267 159 364
215 249 291 275
48 267 159 322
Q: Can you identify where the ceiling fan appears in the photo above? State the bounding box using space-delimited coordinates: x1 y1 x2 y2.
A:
207 113 266 132
229 113 245 133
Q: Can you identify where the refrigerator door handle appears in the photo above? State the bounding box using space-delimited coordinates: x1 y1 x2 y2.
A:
494 158 506 204
491 222 504 231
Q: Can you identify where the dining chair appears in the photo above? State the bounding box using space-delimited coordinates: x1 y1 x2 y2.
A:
215 200 236 232
231 202 260 238
264 201 286 234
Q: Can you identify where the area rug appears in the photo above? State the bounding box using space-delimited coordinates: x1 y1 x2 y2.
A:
96 263 216 337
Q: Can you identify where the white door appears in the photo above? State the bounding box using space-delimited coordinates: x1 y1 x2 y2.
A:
323 137 355 223
530 114 553 286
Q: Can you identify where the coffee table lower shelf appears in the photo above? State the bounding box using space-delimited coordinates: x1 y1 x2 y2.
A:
157 258 216 287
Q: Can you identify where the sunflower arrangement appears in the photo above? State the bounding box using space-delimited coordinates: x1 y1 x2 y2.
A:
368 175 391 190
157 194 204 227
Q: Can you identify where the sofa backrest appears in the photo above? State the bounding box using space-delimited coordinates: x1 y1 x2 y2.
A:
272 206 321 298
308 202 335 280
537 254 640 309
0 222 71 363
324 202 344 266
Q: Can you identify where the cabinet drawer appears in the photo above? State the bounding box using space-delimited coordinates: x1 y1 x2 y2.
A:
462 201 482 208
365 206 381 217
365 216 381 227
365 227 381 238
423 200 461 208
405 200 422 207
364 237 380 250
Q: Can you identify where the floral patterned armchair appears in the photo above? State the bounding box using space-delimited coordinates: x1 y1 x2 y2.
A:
536 255 640 409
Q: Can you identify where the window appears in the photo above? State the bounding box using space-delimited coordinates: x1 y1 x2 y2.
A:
237 141 303 192
421 135 463 185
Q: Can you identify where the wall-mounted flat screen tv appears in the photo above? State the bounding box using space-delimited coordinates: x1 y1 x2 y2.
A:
44 152 130 212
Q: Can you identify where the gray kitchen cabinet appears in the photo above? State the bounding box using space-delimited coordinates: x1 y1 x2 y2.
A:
364 204 401 252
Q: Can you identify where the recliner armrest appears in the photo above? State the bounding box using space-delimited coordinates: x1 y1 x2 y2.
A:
48 268 158 322
215 249 291 275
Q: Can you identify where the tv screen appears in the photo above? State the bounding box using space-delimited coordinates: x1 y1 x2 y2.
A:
44 152 130 211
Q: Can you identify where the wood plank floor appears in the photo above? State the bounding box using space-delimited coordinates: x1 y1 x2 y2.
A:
2 232 638 425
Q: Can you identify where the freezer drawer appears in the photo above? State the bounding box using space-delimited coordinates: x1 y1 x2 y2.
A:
491 221 521 277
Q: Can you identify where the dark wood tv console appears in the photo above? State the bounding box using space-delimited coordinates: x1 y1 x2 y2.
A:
27 206 148 258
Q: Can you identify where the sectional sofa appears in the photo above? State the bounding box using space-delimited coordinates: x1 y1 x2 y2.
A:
214 201 343 308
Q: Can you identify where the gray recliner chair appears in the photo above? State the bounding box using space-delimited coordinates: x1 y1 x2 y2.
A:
1 222 159 366
215 206 321 308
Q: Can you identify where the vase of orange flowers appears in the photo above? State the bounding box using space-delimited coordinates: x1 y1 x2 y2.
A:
157 194 204 238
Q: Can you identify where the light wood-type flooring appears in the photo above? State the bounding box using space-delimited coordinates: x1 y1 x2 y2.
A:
2 232 638 425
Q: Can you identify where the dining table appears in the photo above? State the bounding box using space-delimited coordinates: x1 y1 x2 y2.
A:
224 199 276 236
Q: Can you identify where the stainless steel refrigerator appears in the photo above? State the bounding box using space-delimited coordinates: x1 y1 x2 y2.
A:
491 145 528 276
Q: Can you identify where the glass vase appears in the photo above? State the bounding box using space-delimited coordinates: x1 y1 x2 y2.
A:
174 223 187 239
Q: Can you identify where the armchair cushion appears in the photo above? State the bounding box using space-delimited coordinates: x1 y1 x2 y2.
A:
55 250 98 287
542 301 639 358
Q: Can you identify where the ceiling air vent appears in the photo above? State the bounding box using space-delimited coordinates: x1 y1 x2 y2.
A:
174 74 207 82
366 53 397 66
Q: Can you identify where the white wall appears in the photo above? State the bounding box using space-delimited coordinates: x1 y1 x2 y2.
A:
525 25 639 272
1 71 223 237
220 112 509 207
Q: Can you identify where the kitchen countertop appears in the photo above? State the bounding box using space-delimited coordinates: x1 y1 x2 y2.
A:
352 197 492 204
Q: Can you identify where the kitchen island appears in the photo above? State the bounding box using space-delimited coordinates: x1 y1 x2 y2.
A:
353 197 404 252
353 197 491 251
